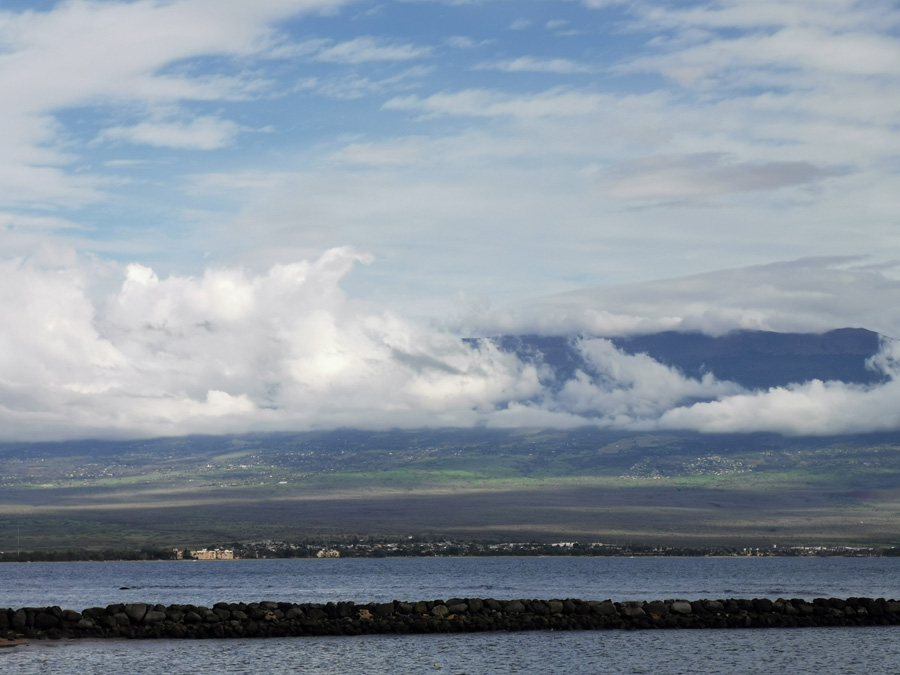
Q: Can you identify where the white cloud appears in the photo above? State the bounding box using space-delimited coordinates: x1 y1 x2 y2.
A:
384 87 606 118
445 35 475 48
474 56 596 74
640 0 895 34
0 0 899 442
3 247 900 440
443 35 495 50
100 116 241 150
552 338 742 423
0 212 82 230
633 28 900 87
658 338 900 435
0 248 545 440
477 257 900 340
314 36 432 63
296 65 432 99
0 0 352 210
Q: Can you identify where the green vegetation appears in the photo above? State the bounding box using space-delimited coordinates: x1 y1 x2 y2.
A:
2 428 900 551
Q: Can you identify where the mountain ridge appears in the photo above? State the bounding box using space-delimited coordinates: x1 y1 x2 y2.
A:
483 327 886 391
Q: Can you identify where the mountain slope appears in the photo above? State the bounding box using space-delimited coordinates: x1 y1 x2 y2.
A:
487 328 885 390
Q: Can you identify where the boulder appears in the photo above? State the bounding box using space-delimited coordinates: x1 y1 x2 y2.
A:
33 612 59 630
143 610 167 624
124 604 147 624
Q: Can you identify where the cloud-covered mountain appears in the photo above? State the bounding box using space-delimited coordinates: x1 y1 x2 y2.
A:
2 248 899 441
490 328 885 392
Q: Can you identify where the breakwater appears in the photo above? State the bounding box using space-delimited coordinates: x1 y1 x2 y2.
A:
3 597 900 640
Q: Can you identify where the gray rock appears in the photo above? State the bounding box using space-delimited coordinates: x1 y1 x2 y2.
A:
33 612 59 630
670 601 692 615
143 610 167 624
11 609 27 630
124 603 147 623
753 598 774 613
183 612 202 624
590 601 617 616
203 610 222 623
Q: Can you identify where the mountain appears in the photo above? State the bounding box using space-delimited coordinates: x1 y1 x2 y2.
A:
486 327 886 390
3 426 900 550
1 327 897 552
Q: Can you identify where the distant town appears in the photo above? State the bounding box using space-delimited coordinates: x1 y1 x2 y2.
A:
4 538 895 563
200 539 900 560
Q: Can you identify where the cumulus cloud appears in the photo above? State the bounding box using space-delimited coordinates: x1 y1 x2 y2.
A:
3 248 900 440
658 337 900 435
0 248 545 440
550 337 742 423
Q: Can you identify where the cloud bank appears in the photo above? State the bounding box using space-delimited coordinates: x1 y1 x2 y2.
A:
2 248 899 441
0 2 898 441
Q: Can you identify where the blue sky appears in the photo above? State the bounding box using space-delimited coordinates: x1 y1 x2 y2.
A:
2 0 900 439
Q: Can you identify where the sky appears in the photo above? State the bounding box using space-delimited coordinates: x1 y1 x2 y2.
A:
1 0 900 441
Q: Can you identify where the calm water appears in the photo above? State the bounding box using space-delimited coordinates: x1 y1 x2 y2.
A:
2 557 899 674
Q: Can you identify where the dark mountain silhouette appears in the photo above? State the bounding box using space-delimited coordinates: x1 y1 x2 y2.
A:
485 328 886 390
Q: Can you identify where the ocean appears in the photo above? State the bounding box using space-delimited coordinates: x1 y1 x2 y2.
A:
2 556 899 673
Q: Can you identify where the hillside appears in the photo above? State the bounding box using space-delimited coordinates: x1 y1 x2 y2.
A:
1 327 897 553
2 426 900 551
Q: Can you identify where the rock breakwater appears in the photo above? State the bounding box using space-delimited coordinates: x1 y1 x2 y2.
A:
3 597 900 641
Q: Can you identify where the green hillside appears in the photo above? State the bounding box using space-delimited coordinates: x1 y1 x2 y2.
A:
1 428 900 551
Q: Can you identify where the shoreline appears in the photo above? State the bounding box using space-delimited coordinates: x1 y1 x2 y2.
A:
3 596 900 640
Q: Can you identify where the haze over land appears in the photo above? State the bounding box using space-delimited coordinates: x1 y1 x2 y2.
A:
0 0 899 442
